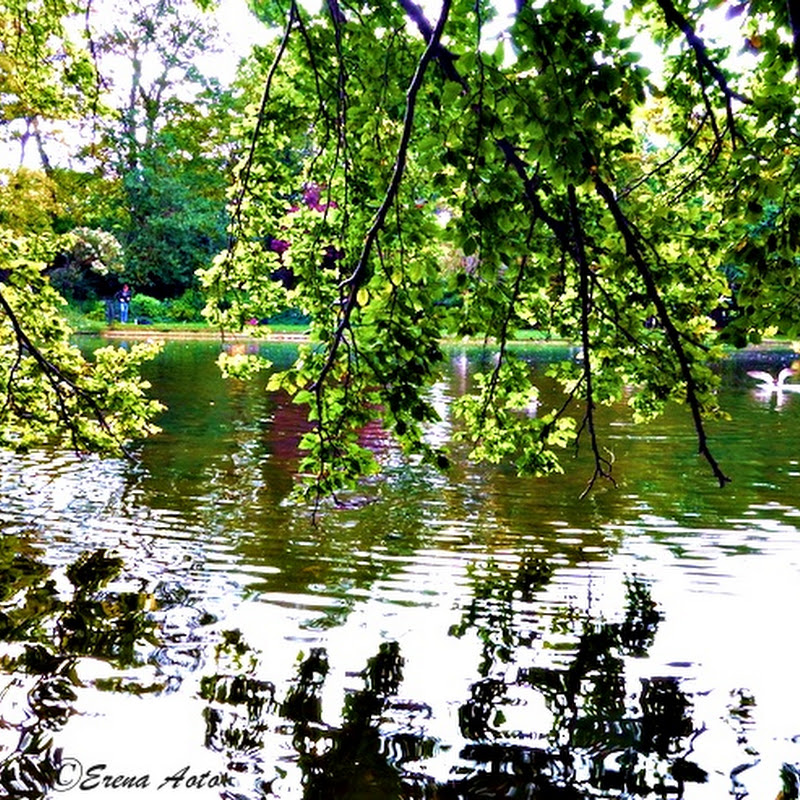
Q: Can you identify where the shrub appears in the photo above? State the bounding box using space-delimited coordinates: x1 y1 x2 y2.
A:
83 300 108 321
165 288 205 322
129 294 166 322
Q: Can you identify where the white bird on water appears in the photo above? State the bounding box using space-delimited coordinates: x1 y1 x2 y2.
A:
746 367 800 393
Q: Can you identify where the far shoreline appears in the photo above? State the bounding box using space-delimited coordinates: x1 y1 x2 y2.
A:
89 326 309 342
84 326 798 354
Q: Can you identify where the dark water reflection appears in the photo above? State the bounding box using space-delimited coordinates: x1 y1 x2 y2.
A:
1 339 800 798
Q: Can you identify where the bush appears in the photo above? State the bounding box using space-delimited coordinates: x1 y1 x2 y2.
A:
165 288 206 322
83 300 108 321
129 294 166 322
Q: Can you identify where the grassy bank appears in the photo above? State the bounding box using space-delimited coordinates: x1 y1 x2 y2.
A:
64 307 310 339
64 307 556 343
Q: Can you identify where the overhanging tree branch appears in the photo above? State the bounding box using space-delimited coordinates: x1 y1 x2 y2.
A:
0 287 134 457
396 0 465 87
403 0 730 488
655 0 750 148
480 221 536 424
309 0 453 392
590 170 731 487
655 0 751 107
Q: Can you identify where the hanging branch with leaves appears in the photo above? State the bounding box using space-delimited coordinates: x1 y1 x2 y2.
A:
205 0 800 503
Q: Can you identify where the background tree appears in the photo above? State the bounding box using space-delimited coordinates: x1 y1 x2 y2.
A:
0 0 98 170
86 0 236 297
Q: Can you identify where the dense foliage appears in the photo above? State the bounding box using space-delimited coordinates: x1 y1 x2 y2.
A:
0 0 236 451
200 0 800 501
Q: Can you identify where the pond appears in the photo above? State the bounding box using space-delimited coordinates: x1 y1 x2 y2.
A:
1 338 799 799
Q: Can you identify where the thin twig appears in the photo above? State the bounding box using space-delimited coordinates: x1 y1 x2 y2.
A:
228 2 297 250
568 185 616 497
480 221 536 423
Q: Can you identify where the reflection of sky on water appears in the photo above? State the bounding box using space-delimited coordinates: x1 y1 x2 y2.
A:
617 531 800 798
1 344 800 797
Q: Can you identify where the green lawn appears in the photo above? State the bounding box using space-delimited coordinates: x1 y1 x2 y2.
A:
64 305 553 342
64 308 308 336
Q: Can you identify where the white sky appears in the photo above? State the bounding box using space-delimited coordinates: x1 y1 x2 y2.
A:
209 0 272 83
0 0 756 172
0 0 267 170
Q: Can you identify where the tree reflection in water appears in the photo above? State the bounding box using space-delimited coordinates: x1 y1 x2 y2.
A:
3 544 800 799
0 543 157 797
197 561 724 799
0 541 207 799
434 563 705 798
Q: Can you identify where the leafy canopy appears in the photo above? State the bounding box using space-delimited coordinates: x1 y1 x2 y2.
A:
85 0 236 297
203 0 800 501
3 0 800 488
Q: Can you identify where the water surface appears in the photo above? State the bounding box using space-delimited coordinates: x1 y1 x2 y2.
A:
1 339 799 799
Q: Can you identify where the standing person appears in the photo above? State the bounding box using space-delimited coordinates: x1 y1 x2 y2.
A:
115 284 132 323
